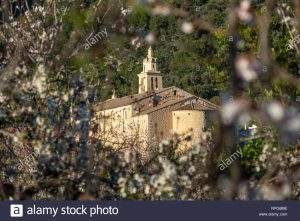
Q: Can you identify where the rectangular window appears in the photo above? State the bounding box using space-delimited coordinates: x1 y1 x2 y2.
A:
151 77 154 90
155 77 158 89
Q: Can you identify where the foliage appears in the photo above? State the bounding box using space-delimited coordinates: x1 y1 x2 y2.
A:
241 139 264 176
0 0 299 201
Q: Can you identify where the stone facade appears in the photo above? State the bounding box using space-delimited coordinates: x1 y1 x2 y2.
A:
92 47 218 155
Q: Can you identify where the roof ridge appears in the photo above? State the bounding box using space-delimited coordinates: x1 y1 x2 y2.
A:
94 86 174 105
170 87 219 108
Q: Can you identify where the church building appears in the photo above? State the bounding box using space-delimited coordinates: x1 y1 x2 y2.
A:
92 47 218 154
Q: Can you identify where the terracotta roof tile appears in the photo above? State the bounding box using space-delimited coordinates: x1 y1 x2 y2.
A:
93 87 218 114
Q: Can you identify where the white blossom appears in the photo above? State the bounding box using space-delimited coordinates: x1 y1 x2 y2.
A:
266 102 284 122
181 22 194 34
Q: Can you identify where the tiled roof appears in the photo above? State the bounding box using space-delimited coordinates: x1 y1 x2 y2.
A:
93 86 219 114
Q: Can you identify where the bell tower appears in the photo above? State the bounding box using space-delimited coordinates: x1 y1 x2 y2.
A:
138 47 163 94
